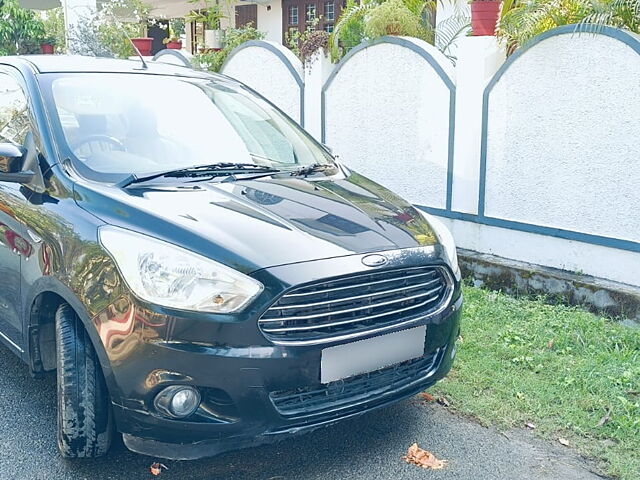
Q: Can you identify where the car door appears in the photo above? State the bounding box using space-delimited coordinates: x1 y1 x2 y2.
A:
0 70 32 352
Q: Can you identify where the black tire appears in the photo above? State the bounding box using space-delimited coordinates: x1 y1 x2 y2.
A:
55 303 113 458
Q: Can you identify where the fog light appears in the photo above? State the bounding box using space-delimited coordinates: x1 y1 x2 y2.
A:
154 385 201 419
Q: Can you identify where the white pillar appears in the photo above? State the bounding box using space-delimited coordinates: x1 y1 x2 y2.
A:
451 36 505 214
303 48 335 142
62 0 97 50
62 0 97 30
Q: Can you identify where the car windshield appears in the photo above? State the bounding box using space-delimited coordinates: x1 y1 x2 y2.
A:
44 73 332 182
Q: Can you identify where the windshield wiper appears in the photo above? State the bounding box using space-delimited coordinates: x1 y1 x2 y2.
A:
117 163 281 188
289 163 339 177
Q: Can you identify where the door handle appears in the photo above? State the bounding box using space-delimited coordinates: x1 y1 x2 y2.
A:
27 229 42 243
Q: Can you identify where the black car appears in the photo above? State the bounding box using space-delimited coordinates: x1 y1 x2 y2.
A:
0 55 462 460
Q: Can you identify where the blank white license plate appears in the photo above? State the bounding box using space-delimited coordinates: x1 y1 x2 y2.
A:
320 326 426 384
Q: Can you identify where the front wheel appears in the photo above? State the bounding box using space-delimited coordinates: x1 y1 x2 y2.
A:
55 303 113 458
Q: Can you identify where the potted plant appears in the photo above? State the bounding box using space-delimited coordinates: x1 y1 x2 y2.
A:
40 35 56 54
116 0 153 55
187 0 225 49
470 0 502 36
163 36 183 49
163 19 185 49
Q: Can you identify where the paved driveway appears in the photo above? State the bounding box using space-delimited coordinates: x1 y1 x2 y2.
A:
0 343 603 480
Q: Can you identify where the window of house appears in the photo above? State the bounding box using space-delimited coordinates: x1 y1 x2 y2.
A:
305 4 316 23
283 0 343 44
324 1 335 21
0 73 30 146
288 5 299 25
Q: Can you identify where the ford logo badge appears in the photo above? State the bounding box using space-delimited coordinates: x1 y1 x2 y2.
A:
362 254 388 267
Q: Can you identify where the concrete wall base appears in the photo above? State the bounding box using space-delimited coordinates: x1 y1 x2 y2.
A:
459 249 640 328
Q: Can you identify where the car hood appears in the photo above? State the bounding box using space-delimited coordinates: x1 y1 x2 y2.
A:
74 170 439 273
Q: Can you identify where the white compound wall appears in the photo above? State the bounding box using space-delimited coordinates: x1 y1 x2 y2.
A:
213 28 640 287
323 37 455 209
221 41 304 124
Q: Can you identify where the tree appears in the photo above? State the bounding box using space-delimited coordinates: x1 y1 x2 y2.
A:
0 0 45 55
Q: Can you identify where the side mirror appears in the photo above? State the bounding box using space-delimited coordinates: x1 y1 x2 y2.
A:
0 142 35 184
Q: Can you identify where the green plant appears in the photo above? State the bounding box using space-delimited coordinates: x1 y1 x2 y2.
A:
329 0 379 61
300 30 331 62
163 18 186 44
431 286 640 479
0 0 45 55
285 17 331 62
435 4 472 56
364 0 430 39
193 24 265 72
497 0 640 51
329 0 470 62
42 7 66 51
186 0 226 29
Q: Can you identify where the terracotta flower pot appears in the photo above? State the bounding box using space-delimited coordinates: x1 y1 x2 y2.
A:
40 43 54 54
471 0 502 36
166 41 182 50
131 37 153 56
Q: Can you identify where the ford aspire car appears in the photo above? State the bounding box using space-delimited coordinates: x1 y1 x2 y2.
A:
0 56 462 459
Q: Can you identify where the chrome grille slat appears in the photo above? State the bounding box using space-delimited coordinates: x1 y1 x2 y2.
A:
260 284 443 322
261 291 442 332
283 269 437 298
259 265 451 344
268 277 441 311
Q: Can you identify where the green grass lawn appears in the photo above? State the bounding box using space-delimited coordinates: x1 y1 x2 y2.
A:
430 285 640 479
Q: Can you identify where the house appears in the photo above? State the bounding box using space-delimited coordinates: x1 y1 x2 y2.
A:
24 0 345 54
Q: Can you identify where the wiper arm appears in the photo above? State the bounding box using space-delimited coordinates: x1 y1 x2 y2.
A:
289 163 338 177
117 163 281 188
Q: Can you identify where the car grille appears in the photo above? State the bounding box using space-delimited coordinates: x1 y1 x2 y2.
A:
269 348 443 420
258 265 451 344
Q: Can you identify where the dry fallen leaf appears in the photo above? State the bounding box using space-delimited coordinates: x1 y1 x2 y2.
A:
150 462 168 476
596 410 612 427
437 396 451 407
547 339 555 349
402 443 447 470
525 422 536 430
558 438 570 447
419 392 435 402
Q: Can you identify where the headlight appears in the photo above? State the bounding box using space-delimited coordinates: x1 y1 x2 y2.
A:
99 226 263 313
421 212 459 275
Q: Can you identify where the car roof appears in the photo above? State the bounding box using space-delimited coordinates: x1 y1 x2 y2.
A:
0 54 212 79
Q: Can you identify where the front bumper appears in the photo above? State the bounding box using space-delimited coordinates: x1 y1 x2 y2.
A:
96 249 462 460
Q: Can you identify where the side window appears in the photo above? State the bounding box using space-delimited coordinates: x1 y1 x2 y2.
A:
0 73 30 146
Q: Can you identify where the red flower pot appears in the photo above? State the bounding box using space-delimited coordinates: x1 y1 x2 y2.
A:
40 43 54 54
131 37 153 56
166 41 182 50
471 0 502 36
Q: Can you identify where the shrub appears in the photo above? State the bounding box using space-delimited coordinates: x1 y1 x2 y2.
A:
329 0 470 62
364 0 428 39
0 0 45 55
299 30 331 62
193 24 266 73
497 0 640 51
42 8 66 52
285 18 330 63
